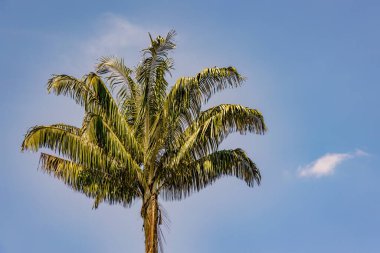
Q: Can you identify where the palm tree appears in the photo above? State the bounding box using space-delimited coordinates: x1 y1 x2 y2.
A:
21 30 266 253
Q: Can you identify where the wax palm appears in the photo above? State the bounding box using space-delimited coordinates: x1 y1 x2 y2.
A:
21 31 266 253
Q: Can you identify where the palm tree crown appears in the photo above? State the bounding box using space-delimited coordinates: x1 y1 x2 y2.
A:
21 30 266 253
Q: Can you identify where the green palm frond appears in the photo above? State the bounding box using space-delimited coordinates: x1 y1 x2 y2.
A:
165 66 245 120
83 113 144 182
133 30 176 169
96 56 137 94
86 74 140 142
49 73 143 155
83 113 143 164
147 67 245 167
39 153 140 208
165 104 266 167
50 123 82 135
47 74 90 107
22 125 119 172
160 148 260 200
137 31 175 107
154 67 246 151
195 66 245 102
96 56 140 120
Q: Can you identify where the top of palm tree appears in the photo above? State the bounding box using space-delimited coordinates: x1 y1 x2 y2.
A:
21 29 266 209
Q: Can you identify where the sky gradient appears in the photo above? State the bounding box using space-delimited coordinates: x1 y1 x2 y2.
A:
1 0 379 252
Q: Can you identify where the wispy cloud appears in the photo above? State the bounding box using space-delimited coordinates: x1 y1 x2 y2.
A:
56 13 168 74
82 13 163 57
298 149 369 178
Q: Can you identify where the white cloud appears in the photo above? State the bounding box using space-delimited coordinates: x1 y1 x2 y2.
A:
82 13 160 57
298 149 369 178
56 13 168 74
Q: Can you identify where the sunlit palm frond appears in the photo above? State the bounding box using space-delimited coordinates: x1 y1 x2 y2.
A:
96 56 140 120
83 113 143 179
21 125 118 172
165 104 266 167
49 73 143 156
49 123 82 135
39 153 141 208
133 31 176 170
96 56 137 94
165 66 245 123
160 148 260 200
47 74 90 106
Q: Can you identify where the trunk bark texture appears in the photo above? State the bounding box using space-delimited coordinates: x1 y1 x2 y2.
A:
142 194 159 253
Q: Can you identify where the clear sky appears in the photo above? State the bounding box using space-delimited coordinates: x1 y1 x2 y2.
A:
1 0 379 252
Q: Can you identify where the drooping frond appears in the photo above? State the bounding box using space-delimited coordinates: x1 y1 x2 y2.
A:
47 74 90 107
164 66 245 126
22 125 119 173
86 74 144 153
96 56 137 94
83 113 143 179
39 153 141 208
48 73 143 158
152 67 245 155
193 66 245 102
164 104 266 168
160 148 261 201
147 67 246 170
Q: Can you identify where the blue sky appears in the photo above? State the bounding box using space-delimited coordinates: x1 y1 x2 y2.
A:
1 0 379 252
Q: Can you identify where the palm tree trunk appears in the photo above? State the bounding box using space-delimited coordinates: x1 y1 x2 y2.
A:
142 194 159 253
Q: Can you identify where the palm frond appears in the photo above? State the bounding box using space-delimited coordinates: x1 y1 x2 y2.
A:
96 56 137 94
164 66 245 125
165 104 266 167
83 113 144 180
137 30 176 105
86 74 146 164
21 125 119 173
155 67 246 156
47 74 90 107
48 73 143 157
160 148 261 200
134 31 176 169
96 56 140 121
50 123 82 135
39 153 140 208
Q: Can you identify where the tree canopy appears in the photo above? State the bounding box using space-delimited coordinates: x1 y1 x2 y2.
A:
22 30 266 253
